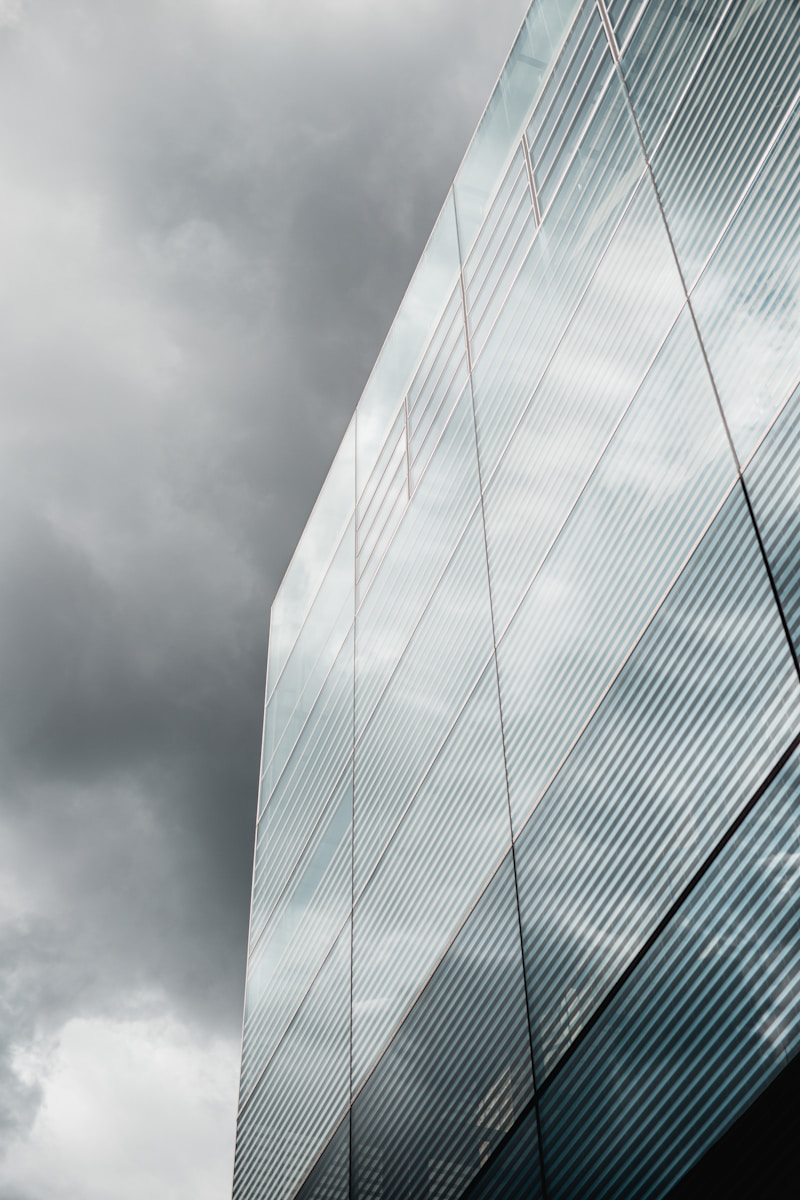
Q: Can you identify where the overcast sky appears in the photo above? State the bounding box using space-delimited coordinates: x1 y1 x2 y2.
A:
0 1 532 1196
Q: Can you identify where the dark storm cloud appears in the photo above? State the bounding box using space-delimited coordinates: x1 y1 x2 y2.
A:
0 0 530 1183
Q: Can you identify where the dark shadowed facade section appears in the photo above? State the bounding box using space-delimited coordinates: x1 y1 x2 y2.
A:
234 1 800 1197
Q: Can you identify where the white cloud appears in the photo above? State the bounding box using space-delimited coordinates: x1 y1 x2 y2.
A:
0 1011 239 1200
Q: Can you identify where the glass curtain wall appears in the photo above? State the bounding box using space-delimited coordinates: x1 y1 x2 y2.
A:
233 2 800 1198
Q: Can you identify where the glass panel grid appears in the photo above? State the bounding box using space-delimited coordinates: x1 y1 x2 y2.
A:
236 5 800 1197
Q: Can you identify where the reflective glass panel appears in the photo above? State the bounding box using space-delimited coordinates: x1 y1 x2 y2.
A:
691 105 800 465
471 60 647 477
483 175 686 636
355 387 481 737
253 629 353 931
606 0 647 51
268 419 355 695
515 484 800 1082
242 770 351 1098
262 519 354 799
295 1115 350 1200
498 306 735 834
351 856 534 1200
352 664 511 1088
467 1107 543 1200
357 195 459 495
648 0 800 288
233 923 351 1200
529 4 614 214
538 747 800 1200
454 0 583 253
463 147 535 359
618 0 728 157
746 384 800 657
353 509 494 896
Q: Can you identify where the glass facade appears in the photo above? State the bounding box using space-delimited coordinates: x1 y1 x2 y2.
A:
234 2 800 1197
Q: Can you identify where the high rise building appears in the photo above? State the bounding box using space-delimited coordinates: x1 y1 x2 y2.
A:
233 2 800 1197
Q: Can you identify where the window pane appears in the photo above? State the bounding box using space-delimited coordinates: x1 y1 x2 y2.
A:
691 105 800 464
357 195 460 496
538 747 800 1200
233 923 351 1200
295 1114 349 1200
352 664 511 1088
353 510 494 896
746 384 800 657
516 484 800 1083
649 0 800 287
242 770 351 1098
263 519 354 800
618 0 725 158
467 1107 543 1200
497 306 735 834
471 64 647 478
355 388 481 738
351 856 534 1200
483 175 686 636
253 629 353 932
268 419 355 694
454 0 583 253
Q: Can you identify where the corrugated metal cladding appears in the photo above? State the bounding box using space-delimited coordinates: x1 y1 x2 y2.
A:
234 1 800 1197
